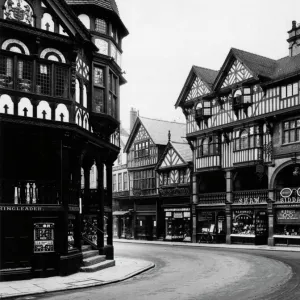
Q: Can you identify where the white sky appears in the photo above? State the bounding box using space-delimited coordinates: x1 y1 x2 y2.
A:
117 0 300 131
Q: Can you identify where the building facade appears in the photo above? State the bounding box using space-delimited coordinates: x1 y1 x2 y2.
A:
123 117 187 240
155 134 193 242
0 0 128 280
176 21 300 246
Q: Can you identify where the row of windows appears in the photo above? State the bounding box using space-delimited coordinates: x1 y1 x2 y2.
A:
161 169 187 185
283 119 300 144
281 82 298 99
134 140 150 158
133 170 156 190
113 172 128 192
196 136 220 157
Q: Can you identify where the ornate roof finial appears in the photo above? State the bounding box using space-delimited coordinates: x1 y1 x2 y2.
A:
168 130 171 142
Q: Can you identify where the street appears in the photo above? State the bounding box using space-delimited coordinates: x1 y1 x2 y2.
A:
17 242 300 300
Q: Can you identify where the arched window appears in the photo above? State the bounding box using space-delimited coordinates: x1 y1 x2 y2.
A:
4 0 34 26
197 135 219 157
40 48 66 63
41 13 54 32
240 130 249 150
83 85 87 108
1 39 30 55
78 14 90 29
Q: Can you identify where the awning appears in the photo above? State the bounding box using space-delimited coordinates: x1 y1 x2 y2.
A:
113 211 129 216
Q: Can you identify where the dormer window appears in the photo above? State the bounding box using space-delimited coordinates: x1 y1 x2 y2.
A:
195 100 211 125
232 87 252 107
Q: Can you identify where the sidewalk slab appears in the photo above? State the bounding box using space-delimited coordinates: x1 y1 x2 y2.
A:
0 257 154 299
114 238 300 252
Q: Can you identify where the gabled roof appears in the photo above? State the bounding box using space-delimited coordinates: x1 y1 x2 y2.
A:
175 65 218 108
271 54 300 82
213 47 277 90
124 117 186 153
155 141 192 170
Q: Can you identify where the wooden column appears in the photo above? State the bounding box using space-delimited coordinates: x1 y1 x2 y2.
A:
268 190 275 246
225 170 233 244
0 123 3 203
95 160 105 255
104 162 114 259
192 173 198 243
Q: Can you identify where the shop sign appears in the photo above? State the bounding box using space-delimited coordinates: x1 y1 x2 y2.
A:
174 212 183 218
279 188 300 203
276 209 300 223
34 223 55 253
233 210 253 220
0 205 43 211
237 197 264 205
164 208 190 212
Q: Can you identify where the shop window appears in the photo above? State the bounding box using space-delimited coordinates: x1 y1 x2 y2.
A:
196 135 219 157
234 126 261 151
95 18 107 34
134 140 150 158
232 210 255 235
281 82 298 99
283 119 300 144
68 216 77 251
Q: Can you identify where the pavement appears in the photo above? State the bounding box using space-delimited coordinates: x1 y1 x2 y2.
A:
1 239 300 299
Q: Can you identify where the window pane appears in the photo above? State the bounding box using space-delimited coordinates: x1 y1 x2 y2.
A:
17 59 32 92
108 94 112 116
293 82 298 95
291 121 296 129
240 132 248 149
249 136 254 148
297 129 300 141
290 129 295 142
297 119 300 127
244 88 251 94
94 88 104 113
202 139 209 155
235 139 240 151
284 122 289 130
95 18 107 34
281 86 286 99
94 67 104 85
37 64 51 95
287 84 293 97
55 66 68 98
284 131 289 143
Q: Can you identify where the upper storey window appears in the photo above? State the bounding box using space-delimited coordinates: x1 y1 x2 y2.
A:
95 18 107 34
283 119 300 144
4 0 34 26
78 14 90 29
196 136 219 157
234 126 261 151
93 66 104 113
134 140 149 159
232 87 252 107
281 82 298 99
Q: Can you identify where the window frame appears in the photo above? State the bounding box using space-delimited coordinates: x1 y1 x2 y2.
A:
283 118 300 144
134 140 150 159
281 82 299 100
234 126 261 151
196 135 220 158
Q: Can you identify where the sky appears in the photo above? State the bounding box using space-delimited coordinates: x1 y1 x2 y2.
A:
117 0 300 131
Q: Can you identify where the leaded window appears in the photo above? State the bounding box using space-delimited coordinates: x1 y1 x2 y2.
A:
283 119 300 144
37 63 51 95
55 66 68 98
134 140 150 158
281 82 298 99
95 18 107 34
118 173 122 191
234 126 261 151
0 54 13 88
123 172 128 190
197 135 220 157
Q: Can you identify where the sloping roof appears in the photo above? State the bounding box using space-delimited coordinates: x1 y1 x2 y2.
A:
193 66 219 88
175 66 218 108
66 0 119 15
171 141 192 163
124 117 186 152
140 117 186 145
272 54 300 81
231 48 277 79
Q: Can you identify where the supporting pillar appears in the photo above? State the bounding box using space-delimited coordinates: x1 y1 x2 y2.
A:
95 161 105 255
192 173 198 243
225 170 233 244
104 162 114 259
267 190 275 246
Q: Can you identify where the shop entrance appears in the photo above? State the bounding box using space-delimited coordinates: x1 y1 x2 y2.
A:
136 215 155 240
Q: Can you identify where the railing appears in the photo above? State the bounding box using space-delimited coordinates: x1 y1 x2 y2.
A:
198 192 226 205
81 218 104 250
14 180 60 205
232 189 269 204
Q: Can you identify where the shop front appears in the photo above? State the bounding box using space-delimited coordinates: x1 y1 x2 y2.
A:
273 187 300 246
164 208 191 242
113 211 133 239
196 208 226 243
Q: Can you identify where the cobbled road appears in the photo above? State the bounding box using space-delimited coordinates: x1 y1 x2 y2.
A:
25 242 300 300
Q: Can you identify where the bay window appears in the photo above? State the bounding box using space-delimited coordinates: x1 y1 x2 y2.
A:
197 135 220 157
234 126 261 151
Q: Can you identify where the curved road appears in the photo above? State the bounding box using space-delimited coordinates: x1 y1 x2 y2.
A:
32 242 300 300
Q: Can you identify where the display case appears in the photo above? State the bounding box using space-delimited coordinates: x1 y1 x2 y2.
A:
34 223 55 253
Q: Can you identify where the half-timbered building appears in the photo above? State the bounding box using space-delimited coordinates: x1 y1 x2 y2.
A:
124 117 186 240
0 0 128 280
155 132 193 242
176 21 300 246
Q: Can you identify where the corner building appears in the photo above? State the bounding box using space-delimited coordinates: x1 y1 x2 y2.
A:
176 21 300 246
0 0 128 279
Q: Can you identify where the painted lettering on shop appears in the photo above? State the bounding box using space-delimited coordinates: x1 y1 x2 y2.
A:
238 197 261 204
280 197 300 203
0 206 42 211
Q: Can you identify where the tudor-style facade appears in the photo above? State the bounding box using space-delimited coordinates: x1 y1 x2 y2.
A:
124 116 186 240
155 135 193 242
0 0 128 280
176 21 300 246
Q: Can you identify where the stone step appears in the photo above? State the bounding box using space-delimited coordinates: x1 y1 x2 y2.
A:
82 250 99 259
80 260 115 273
82 255 106 266
82 245 93 252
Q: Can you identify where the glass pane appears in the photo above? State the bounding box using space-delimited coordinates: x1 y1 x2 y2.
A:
249 136 254 148
95 18 107 34
284 122 289 130
108 93 112 115
287 84 293 97
94 67 104 85
202 139 209 155
235 139 240 150
290 130 295 142
17 60 32 92
55 66 68 98
297 129 300 141
284 131 289 143
94 88 104 113
291 121 296 128
37 64 51 95
244 88 251 94
281 86 286 98
293 82 299 95
297 119 300 127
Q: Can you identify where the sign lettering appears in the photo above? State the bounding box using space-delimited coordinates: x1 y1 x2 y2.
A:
238 197 262 205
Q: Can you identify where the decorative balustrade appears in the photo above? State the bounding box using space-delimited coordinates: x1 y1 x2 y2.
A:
14 180 59 205
198 192 226 205
159 185 190 197
232 189 269 204
195 155 221 170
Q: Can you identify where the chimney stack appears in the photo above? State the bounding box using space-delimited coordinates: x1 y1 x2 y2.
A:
288 20 300 57
130 107 138 132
